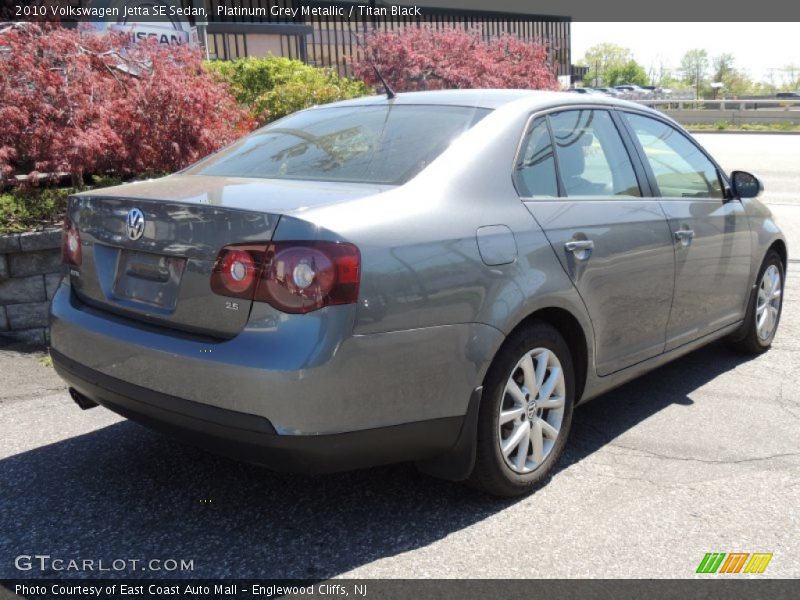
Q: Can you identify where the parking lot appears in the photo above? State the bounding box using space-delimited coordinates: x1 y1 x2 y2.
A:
1 133 799 579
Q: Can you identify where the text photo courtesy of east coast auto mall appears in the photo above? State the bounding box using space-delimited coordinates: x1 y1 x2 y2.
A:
1 1 799 599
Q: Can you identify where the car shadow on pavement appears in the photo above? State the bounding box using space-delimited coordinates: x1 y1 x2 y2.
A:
0 340 48 355
561 341 756 472
0 341 755 579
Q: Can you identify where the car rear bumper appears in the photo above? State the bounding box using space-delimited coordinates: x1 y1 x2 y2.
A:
52 348 464 473
49 283 503 468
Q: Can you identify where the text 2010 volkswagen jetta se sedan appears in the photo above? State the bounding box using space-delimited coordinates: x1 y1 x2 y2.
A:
50 90 786 496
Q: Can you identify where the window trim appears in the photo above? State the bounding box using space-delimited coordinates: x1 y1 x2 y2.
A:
511 105 653 201
614 108 732 202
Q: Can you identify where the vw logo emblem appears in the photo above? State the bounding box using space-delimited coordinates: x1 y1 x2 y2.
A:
527 400 537 420
126 208 145 241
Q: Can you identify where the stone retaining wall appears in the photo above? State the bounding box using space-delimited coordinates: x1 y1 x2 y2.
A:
0 228 63 344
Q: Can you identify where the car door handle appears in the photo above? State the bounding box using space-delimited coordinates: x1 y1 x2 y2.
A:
564 240 594 253
674 229 695 241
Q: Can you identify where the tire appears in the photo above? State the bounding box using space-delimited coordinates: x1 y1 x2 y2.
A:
728 250 784 355
469 320 575 497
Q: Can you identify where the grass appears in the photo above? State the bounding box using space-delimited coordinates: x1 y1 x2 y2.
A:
688 121 800 132
0 175 125 235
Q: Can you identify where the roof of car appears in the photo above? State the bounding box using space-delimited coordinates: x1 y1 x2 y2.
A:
319 88 652 112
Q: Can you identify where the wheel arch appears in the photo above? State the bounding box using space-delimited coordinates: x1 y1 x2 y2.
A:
418 305 591 483
769 238 788 270
497 307 589 404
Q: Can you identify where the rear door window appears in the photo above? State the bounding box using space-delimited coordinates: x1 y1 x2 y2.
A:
548 109 642 198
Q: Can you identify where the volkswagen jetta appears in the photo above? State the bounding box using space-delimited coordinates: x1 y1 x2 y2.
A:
50 90 787 496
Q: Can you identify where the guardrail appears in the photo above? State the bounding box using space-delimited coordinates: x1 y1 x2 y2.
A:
636 99 800 110
633 98 800 127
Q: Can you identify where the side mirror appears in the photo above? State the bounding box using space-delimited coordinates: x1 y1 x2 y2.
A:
731 170 763 199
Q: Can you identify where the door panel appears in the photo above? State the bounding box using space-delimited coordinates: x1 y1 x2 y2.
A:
525 200 675 375
659 199 752 349
516 109 675 376
621 112 753 349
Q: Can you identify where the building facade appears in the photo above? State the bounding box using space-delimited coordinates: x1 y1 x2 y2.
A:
201 1 571 77
45 1 571 78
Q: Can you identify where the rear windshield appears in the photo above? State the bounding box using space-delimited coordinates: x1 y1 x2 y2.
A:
186 104 491 185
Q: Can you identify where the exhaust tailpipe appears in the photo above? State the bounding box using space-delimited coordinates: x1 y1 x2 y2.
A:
69 388 98 410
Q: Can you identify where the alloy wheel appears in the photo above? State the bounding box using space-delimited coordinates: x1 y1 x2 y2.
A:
497 348 566 474
756 264 782 340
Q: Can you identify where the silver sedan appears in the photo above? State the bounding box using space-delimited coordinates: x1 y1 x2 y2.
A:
50 90 787 496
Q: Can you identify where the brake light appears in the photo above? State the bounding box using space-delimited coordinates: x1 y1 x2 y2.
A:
210 246 261 299
210 241 360 314
62 216 82 267
256 242 360 313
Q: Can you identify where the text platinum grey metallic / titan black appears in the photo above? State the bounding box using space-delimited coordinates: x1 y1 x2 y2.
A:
49 90 787 496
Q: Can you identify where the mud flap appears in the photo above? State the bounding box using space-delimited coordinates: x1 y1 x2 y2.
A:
415 386 482 481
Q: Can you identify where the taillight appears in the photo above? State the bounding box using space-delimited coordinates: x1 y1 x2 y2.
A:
256 242 360 314
210 246 262 299
210 241 360 314
62 215 82 267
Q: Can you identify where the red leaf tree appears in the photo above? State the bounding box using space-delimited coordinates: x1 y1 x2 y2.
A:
112 40 253 175
351 26 559 92
0 23 251 185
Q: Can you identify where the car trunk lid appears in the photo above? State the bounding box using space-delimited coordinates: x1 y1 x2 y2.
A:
67 175 386 338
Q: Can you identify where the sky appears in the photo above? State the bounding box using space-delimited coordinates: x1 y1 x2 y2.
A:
571 23 800 84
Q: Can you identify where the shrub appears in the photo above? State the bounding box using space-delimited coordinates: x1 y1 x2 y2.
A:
205 56 370 125
113 41 253 175
0 175 127 234
0 187 71 234
351 26 559 92
0 23 252 185
0 24 123 185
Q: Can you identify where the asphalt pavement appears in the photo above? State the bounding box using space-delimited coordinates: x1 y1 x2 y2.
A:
1 133 798 579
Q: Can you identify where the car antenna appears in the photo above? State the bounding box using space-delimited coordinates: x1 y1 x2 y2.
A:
346 18 396 99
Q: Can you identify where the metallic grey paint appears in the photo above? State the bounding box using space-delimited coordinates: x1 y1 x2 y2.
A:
49 90 787 463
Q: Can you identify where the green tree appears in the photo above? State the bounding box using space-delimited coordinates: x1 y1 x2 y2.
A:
709 53 755 97
647 56 669 87
579 43 635 86
605 60 649 87
680 49 709 98
712 53 735 83
649 62 688 91
724 71 755 96
781 64 800 90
